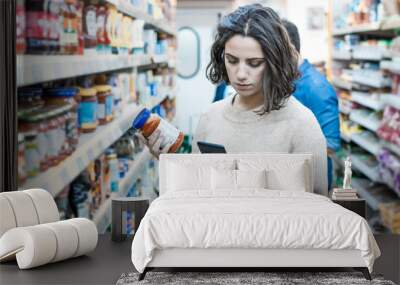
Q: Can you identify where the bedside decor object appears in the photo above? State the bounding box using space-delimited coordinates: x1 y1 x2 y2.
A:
111 197 149 242
343 156 352 190
0 189 98 269
332 157 358 200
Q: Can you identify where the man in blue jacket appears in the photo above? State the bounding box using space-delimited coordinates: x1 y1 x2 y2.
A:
283 20 341 191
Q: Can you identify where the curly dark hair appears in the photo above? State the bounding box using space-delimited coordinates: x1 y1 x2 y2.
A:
206 4 300 114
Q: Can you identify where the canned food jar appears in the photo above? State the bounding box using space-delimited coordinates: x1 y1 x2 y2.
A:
106 149 119 193
19 127 40 178
94 85 113 125
45 87 80 153
78 87 98 133
132 108 184 153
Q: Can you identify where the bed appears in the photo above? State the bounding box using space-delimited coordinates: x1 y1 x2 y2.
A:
131 153 381 281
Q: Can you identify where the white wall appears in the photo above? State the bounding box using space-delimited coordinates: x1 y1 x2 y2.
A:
285 0 329 63
175 8 227 135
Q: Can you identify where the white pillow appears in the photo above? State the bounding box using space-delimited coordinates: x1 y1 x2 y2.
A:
166 159 236 192
266 163 307 191
211 168 236 190
238 159 310 192
168 163 211 191
211 169 268 191
236 169 267 189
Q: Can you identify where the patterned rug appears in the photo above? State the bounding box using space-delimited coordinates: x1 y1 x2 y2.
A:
116 271 396 285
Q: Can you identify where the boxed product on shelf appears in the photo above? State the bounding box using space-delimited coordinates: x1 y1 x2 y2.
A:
69 170 92 219
24 0 84 54
378 149 400 197
379 202 400 233
20 0 174 56
333 0 385 29
378 105 400 146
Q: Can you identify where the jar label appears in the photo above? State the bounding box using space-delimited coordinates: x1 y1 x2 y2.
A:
97 14 106 43
37 131 48 161
79 101 97 125
105 95 113 117
148 119 180 150
25 142 40 176
85 10 97 38
47 128 59 157
97 102 106 119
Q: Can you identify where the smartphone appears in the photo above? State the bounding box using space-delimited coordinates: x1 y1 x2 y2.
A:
197 141 227 153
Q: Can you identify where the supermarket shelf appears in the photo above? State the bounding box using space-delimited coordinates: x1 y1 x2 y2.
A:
353 178 399 210
331 77 352 90
19 103 145 196
381 15 400 30
351 133 382 156
17 54 160 87
381 94 400 110
331 152 345 169
340 133 352 143
332 50 352 60
351 74 391 89
351 91 384 111
339 107 351 115
333 16 400 36
333 22 381 36
380 60 400 74
352 47 386 61
349 111 380 132
92 149 152 233
107 0 176 36
352 154 381 183
381 140 400 157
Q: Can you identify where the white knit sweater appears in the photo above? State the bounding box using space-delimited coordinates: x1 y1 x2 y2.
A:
192 95 328 196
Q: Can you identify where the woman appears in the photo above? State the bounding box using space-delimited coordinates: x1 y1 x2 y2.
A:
146 5 327 196
193 4 327 196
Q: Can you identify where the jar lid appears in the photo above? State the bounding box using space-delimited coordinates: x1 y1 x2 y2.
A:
107 153 117 159
79 87 97 97
94 85 112 93
132 108 151 129
46 87 78 97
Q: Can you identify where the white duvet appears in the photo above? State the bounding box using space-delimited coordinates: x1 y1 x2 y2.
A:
131 190 380 273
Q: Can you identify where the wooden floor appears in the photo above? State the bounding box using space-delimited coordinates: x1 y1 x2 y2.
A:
0 234 398 285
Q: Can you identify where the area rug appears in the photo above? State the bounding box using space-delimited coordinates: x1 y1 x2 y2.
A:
116 271 396 285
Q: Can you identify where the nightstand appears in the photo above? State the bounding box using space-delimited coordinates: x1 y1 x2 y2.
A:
332 198 366 218
111 197 149 241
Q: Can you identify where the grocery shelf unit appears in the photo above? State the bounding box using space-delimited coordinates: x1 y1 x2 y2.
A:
329 6 400 233
93 148 152 233
17 0 177 232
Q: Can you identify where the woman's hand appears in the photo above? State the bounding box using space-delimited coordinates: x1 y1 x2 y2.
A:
136 130 174 159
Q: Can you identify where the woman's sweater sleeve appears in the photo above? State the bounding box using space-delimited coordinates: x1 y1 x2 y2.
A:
292 112 328 196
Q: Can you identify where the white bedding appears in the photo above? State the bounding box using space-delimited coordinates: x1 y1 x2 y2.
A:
131 190 380 273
